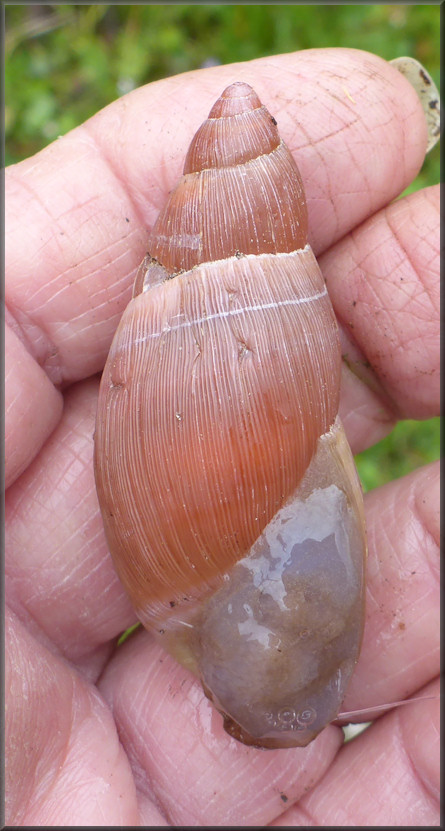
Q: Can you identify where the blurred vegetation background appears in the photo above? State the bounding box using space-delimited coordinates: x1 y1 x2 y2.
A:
5 3 440 491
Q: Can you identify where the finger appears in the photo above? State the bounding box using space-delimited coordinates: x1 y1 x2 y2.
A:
342 460 439 715
5 606 144 826
326 185 439 442
6 49 428 390
6 378 136 679
5 320 63 488
98 631 343 827
270 679 439 826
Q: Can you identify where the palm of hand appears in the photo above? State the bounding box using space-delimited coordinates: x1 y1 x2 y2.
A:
6 50 439 827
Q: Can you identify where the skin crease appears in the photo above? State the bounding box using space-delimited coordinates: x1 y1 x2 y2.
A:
5 48 439 826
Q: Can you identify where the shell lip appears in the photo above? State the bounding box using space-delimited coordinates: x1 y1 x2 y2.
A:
221 714 317 749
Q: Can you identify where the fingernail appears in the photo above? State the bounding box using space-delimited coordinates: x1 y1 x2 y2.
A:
389 57 440 153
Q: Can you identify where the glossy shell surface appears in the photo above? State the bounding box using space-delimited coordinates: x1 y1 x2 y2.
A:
94 82 367 748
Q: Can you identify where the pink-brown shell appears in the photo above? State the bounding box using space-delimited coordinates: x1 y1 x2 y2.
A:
94 82 367 748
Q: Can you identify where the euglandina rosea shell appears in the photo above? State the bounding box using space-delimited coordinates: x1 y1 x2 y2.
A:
94 81 367 749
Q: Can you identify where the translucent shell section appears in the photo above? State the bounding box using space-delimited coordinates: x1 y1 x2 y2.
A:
144 83 308 277
166 417 367 749
94 247 341 626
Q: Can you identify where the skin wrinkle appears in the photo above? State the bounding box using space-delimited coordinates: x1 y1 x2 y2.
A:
380 237 423 306
79 118 152 230
330 204 437 413
365 534 401 592
351 398 392 428
7 140 147 386
300 68 406 179
290 801 317 827
409 529 438 584
308 116 361 144
15 456 75 514
194 750 270 827
42 705 119 824
338 336 398 422
7 499 127 658
8 487 55 524
302 734 398 825
376 472 437 675
7 170 64 251
133 755 167 824
14 189 114 301
129 735 177 820
392 713 434 816
6 304 59 377
411 710 440 803
288 65 360 133
86 90 180 223
359 587 436 694
362 591 383 644
351 220 393 265
414 499 439 567
350 256 394 320
23 249 122 313
401 482 436 563
400 518 431 575
29 235 136 306
293 117 340 250
266 743 313 804
339 144 373 219
385 203 438 310
68 244 139 293
48 544 101 588
13 646 75 817
396 643 437 675
387 271 425 313
52 193 105 226
379 506 402 574
9 578 77 656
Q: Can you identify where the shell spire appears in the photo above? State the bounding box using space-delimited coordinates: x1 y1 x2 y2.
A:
143 82 308 283
183 82 280 172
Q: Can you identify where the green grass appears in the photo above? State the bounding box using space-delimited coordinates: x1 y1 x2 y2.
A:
5 4 440 178
117 622 141 646
355 417 440 493
5 4 440 489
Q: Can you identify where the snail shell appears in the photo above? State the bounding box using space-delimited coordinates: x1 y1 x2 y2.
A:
94 82 367 749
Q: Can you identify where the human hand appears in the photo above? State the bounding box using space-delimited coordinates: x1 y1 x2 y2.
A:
6 49 439 826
